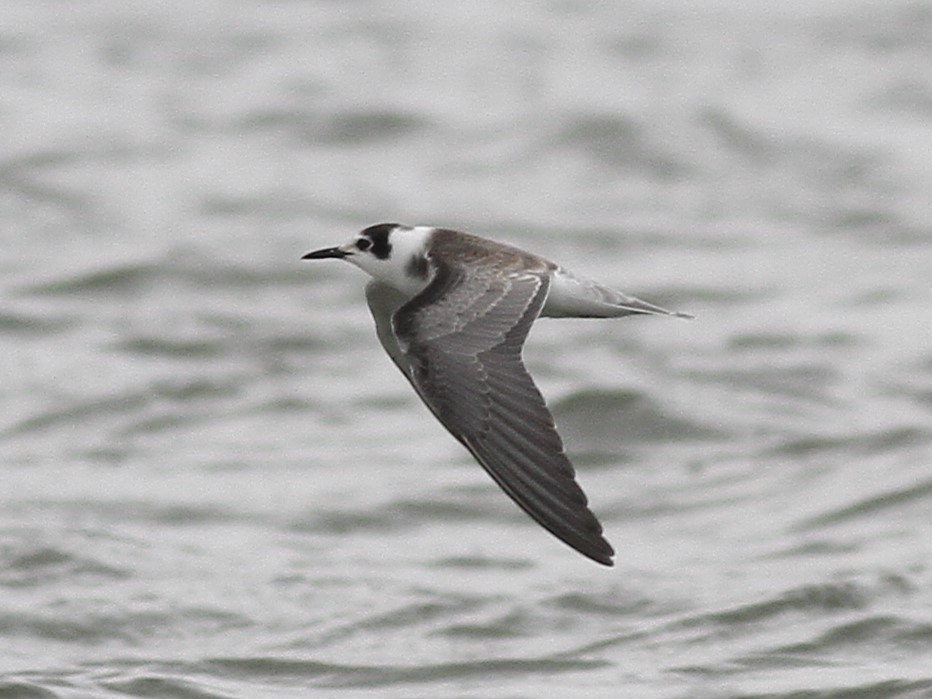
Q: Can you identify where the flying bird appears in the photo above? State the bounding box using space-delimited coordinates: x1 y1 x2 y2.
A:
303 223 691 566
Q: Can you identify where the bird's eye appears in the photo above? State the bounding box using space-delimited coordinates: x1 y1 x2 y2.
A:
355 238 371 251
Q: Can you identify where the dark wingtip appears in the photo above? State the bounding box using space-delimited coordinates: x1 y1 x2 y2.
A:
590 539 615 567
592 552 615 567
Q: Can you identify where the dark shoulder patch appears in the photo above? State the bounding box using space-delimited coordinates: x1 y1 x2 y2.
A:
360 223 397 260
405 251 430 280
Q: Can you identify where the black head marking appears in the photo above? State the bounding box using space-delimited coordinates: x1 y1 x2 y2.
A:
360 223 397 260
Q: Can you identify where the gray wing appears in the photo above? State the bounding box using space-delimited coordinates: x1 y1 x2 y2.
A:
371 258 614 566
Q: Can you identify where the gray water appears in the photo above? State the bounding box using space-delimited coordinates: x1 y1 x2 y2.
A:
2 1 932 697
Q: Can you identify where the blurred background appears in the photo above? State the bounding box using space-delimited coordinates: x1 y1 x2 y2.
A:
2 1 931 697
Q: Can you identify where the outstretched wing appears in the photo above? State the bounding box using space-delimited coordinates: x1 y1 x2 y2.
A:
369 239 613 566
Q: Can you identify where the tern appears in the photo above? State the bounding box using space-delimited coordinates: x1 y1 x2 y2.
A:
303 223 691 566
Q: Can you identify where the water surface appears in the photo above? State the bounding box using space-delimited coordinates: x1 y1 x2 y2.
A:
2 1 931 697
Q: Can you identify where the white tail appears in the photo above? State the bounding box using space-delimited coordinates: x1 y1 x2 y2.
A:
541 267 693 319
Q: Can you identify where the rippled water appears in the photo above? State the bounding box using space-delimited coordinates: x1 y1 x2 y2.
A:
2 1 932 697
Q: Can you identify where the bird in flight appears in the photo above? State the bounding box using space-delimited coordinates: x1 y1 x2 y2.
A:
303 223 691 566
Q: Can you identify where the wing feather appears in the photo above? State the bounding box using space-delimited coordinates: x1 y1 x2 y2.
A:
372 236 614 566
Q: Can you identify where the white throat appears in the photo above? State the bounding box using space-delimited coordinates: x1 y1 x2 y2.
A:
350 225 434 297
